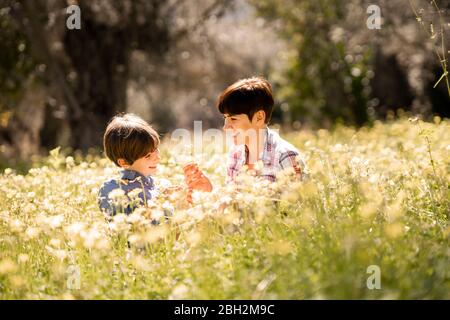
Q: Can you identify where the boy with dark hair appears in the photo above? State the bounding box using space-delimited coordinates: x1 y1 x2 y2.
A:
185 76 307 190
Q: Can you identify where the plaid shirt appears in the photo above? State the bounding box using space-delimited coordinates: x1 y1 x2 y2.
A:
226 128 307 183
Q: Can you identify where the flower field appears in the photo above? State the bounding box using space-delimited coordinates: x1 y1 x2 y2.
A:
0 118 449 299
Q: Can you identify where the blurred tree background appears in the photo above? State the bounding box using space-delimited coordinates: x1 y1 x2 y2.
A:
0 0 449 164
253 0 450 128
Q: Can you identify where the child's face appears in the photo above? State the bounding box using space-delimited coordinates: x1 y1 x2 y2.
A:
222 112 265 145
124 148 161 176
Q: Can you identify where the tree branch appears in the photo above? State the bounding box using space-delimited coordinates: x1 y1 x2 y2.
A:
171 0 230 42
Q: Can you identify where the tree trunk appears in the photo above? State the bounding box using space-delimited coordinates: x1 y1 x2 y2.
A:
63 18 130 151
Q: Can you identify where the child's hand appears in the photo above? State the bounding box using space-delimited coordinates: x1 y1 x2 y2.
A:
183 163 213 192
187 187 193 205
161 185 194 207
161 185 184 196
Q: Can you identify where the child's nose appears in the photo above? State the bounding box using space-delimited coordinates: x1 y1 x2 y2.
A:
223 120 232 130
151 148 161 161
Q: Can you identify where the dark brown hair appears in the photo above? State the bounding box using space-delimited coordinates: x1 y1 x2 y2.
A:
217 76 274 123
103 113 160 166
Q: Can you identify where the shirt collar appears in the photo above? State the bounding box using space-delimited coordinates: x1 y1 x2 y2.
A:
242 127 271 163
120 169 154 187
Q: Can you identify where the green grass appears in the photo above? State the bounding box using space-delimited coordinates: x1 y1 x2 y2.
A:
0 118 449 299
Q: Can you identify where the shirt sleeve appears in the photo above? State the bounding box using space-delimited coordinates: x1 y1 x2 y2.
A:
278 150 306 180
98 183 117 217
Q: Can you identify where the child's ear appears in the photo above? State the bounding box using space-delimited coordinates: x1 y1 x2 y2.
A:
255 110 266 124
117 158 129 168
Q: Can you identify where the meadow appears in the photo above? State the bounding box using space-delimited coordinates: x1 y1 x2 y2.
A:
0 118 448 299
